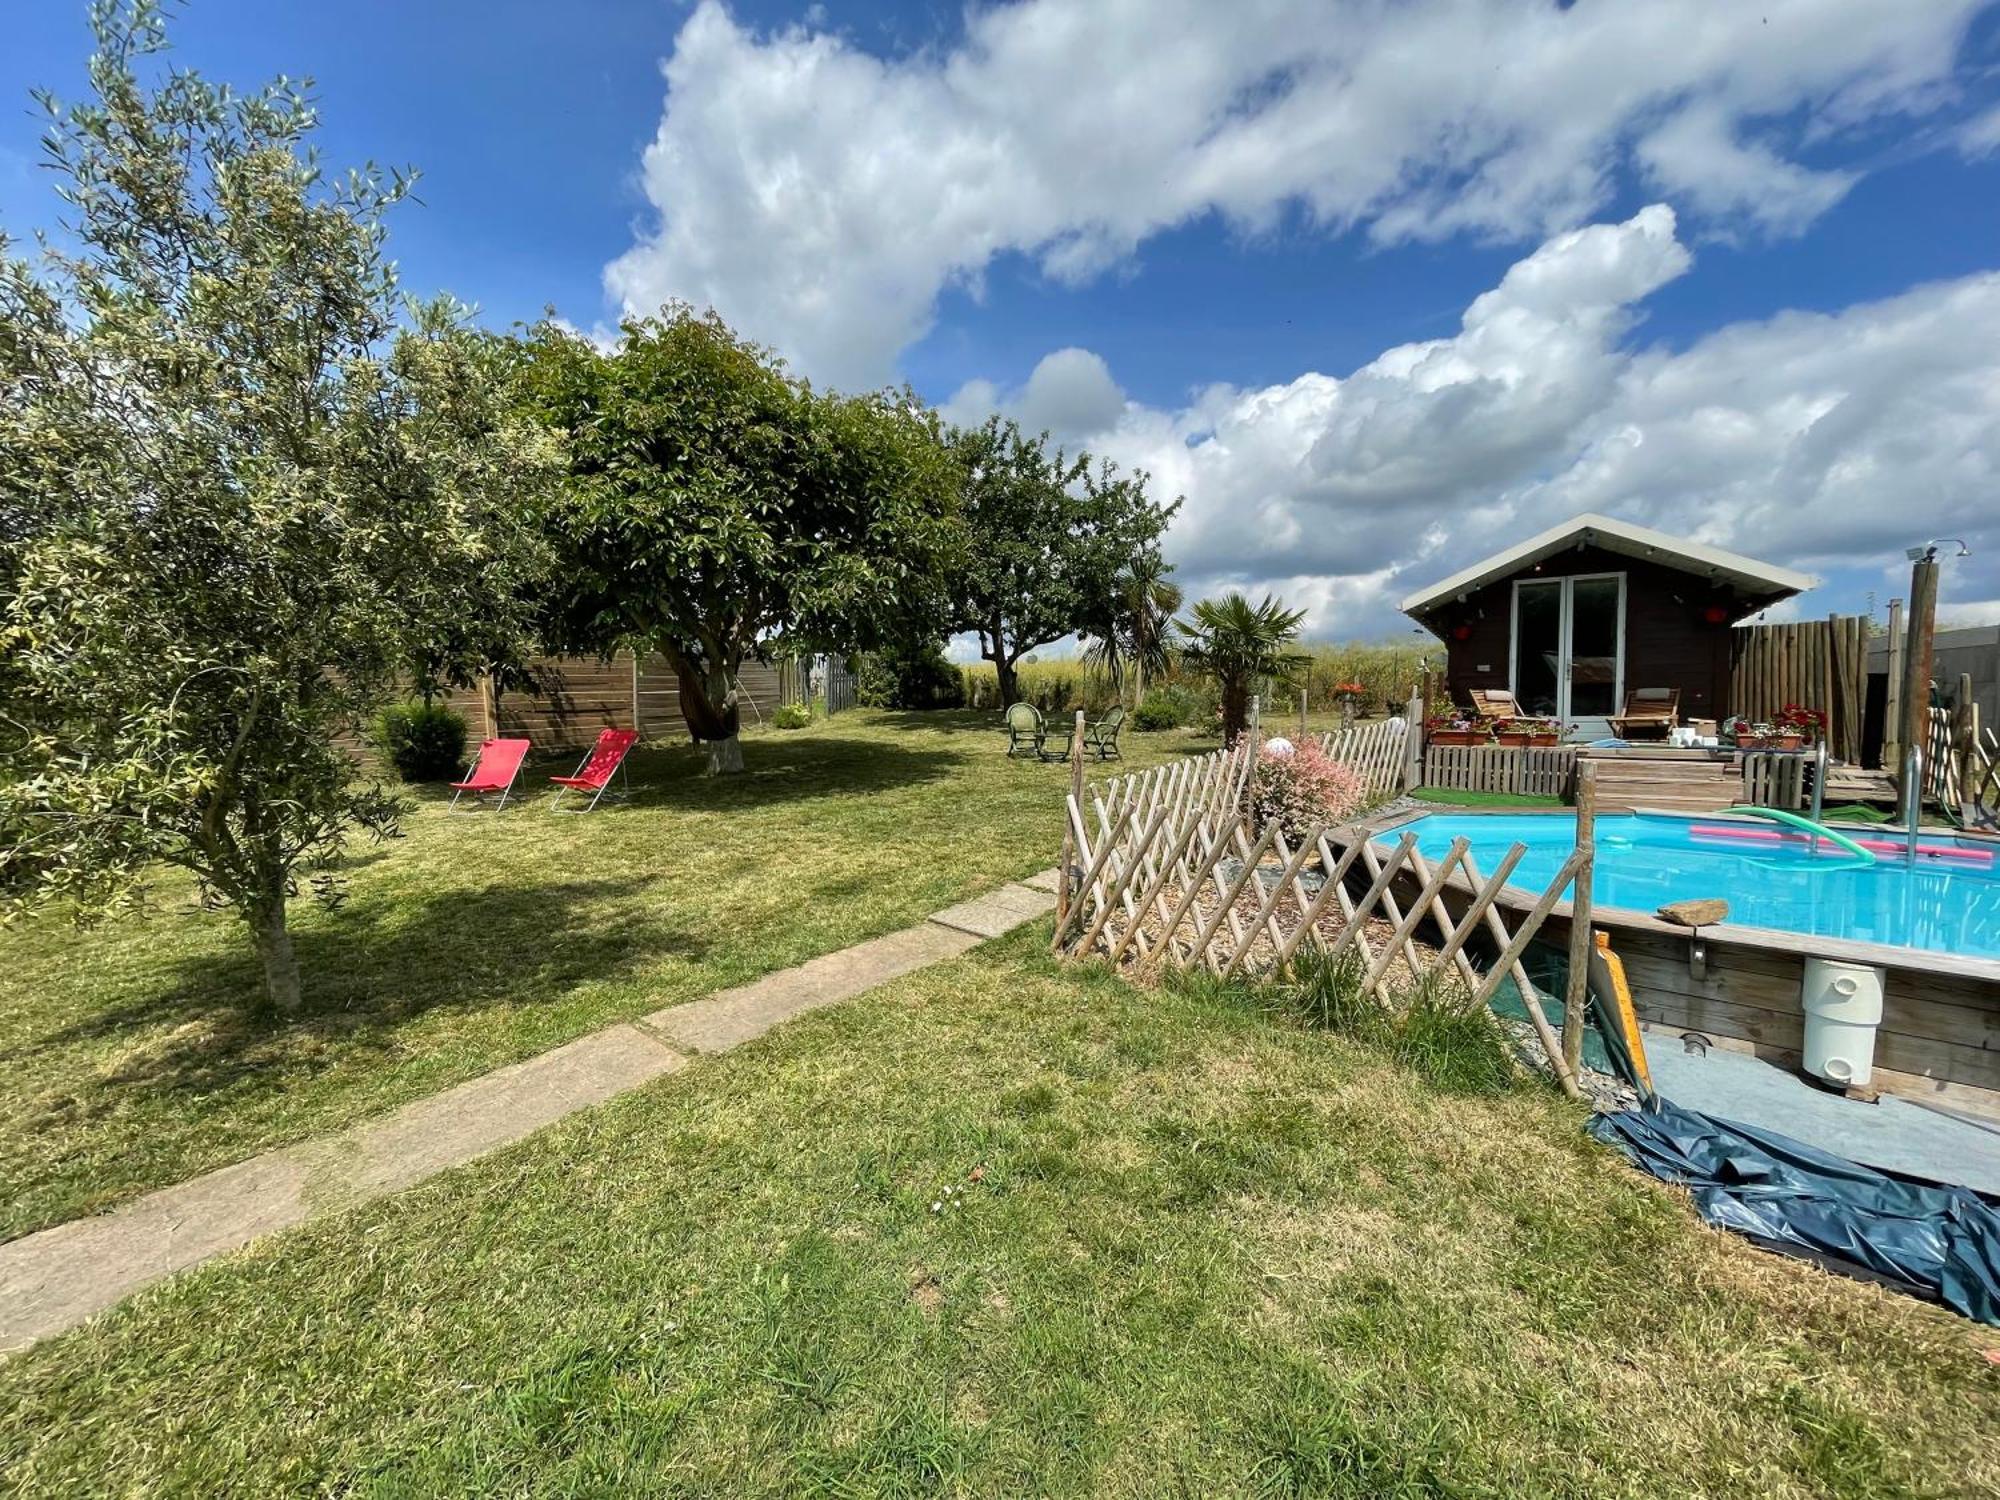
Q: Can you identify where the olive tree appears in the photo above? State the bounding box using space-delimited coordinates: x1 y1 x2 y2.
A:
0 2 557 1013
946 417 1177 708
519 309 960 773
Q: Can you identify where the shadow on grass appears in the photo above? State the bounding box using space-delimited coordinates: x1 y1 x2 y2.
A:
398 735 966 814
8 874 708 1108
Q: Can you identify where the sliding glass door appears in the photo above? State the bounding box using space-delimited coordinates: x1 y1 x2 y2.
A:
1511 574 1624 725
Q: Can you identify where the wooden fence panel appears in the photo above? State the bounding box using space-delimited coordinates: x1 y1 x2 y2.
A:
1741 752 1808 810
1421 745 1576 797
1315 717 1409 797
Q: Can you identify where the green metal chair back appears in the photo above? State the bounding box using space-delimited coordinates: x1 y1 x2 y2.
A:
1005 701 1045 756
1087 703 1125 759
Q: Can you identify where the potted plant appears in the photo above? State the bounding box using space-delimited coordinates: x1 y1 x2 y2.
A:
1334 680 1364 730
1493 716 1532 748
1425 713 1485 746
1772 702 1825 750
1513 715 1564 747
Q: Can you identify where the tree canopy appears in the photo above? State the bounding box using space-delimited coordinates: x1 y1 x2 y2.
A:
946 417 1178 708
0 1 558 1012
516 308 961 772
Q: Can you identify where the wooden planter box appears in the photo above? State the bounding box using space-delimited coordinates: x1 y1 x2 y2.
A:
1528 733 1561 747
1429 729 1483 746
1494 731 1531 747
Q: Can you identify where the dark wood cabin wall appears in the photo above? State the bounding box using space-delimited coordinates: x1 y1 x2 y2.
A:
1437 544 1739 719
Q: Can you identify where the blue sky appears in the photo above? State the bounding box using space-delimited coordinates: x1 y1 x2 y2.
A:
6 1 2000 641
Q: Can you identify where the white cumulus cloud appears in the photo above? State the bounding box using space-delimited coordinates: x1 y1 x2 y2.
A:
606 0 1986 387
949 207 2000 636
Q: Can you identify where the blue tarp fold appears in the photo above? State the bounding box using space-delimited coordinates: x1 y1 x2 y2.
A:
1588 1101 2000 1326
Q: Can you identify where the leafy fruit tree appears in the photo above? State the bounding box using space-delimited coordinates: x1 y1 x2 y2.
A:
947 417 1178 709
518 309 961 774
0 3 557 1014
1178 593 1311 744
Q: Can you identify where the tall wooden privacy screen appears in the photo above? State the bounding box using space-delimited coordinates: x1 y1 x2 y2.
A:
1730 615 1869 763
1055 735 1588 1098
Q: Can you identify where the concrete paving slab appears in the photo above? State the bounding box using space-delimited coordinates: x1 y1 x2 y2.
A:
641 922 980 1053
1021 867 1062 893
0 881 1042 1355
927 882 1056 939
0 1026 685 1354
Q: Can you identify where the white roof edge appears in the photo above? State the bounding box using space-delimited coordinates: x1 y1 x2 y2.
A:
1398 512 1819 616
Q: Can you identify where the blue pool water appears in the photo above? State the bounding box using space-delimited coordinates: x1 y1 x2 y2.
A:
1384 813 2000 960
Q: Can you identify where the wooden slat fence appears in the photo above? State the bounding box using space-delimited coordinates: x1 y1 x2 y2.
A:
1731 614 1869 763
822 656 858 714
1422 744 1576 797
1740 752 1809 810
1314 717 1410 798
1052 745 1588 1094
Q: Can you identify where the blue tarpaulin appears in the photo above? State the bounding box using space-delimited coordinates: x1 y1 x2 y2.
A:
1588 1101 2000 1326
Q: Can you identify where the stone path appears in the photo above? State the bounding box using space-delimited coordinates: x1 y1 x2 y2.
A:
0 877 1058 1355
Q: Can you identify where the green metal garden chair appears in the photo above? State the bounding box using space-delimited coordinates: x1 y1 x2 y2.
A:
1085 704 1125 761
1004 701 1045 758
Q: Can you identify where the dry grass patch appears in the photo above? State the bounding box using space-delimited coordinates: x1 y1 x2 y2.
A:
0 929 1992 1496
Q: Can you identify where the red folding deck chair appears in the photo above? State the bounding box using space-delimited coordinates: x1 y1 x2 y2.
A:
548 728 639 813
448 737 532 812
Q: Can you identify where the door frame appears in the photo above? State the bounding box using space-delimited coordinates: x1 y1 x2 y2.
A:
1508 571 1626 723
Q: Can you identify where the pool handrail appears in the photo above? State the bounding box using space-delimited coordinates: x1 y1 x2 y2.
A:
1736 806 1876 865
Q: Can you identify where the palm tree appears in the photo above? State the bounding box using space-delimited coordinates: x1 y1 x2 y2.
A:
1083 556 1183 707
1177 592 1310 744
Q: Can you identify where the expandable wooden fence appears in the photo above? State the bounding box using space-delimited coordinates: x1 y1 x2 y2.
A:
1316 717 1409 798
1730 614 1869 763
1054 741 1593 1097
1422 744 1576 798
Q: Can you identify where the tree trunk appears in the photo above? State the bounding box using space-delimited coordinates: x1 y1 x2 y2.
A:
669 653 745 774
1132 656 1145 710
705 735 745 774
1220 677 1249 745
250 900 302 1016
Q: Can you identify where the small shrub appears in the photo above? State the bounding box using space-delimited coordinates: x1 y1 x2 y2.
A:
773 700 812 730
858 641 966 710
1133 691 1184 730
1249 741 1369 838
372 700 468 783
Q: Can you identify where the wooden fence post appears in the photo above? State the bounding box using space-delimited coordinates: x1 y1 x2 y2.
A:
1059 710 1086 926
1904 559 1939 783
1882 598 1904 773
1403 689 1424 790
1562 761 1597 1075
1957 672 1978 812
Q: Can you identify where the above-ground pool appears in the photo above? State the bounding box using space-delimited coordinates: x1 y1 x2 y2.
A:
1384 812 2000 960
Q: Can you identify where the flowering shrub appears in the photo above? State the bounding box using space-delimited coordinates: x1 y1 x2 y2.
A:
1774 702 1827 740
1250 741 1371 838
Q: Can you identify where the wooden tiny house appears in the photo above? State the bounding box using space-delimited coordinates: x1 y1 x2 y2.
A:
1401 513 1817 738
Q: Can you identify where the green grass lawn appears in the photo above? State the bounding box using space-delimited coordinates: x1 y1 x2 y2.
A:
0 711 1208 1240
2 930 1991 1496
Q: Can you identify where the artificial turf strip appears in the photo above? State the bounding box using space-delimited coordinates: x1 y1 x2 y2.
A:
1407 786 1567 809
0 711 1207 1240
2 929 1992 1497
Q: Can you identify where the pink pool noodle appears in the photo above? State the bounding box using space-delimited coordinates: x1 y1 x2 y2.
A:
1688 822 1992 863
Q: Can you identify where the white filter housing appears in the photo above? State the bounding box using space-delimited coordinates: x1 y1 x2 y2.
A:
1801 958 1886 1088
